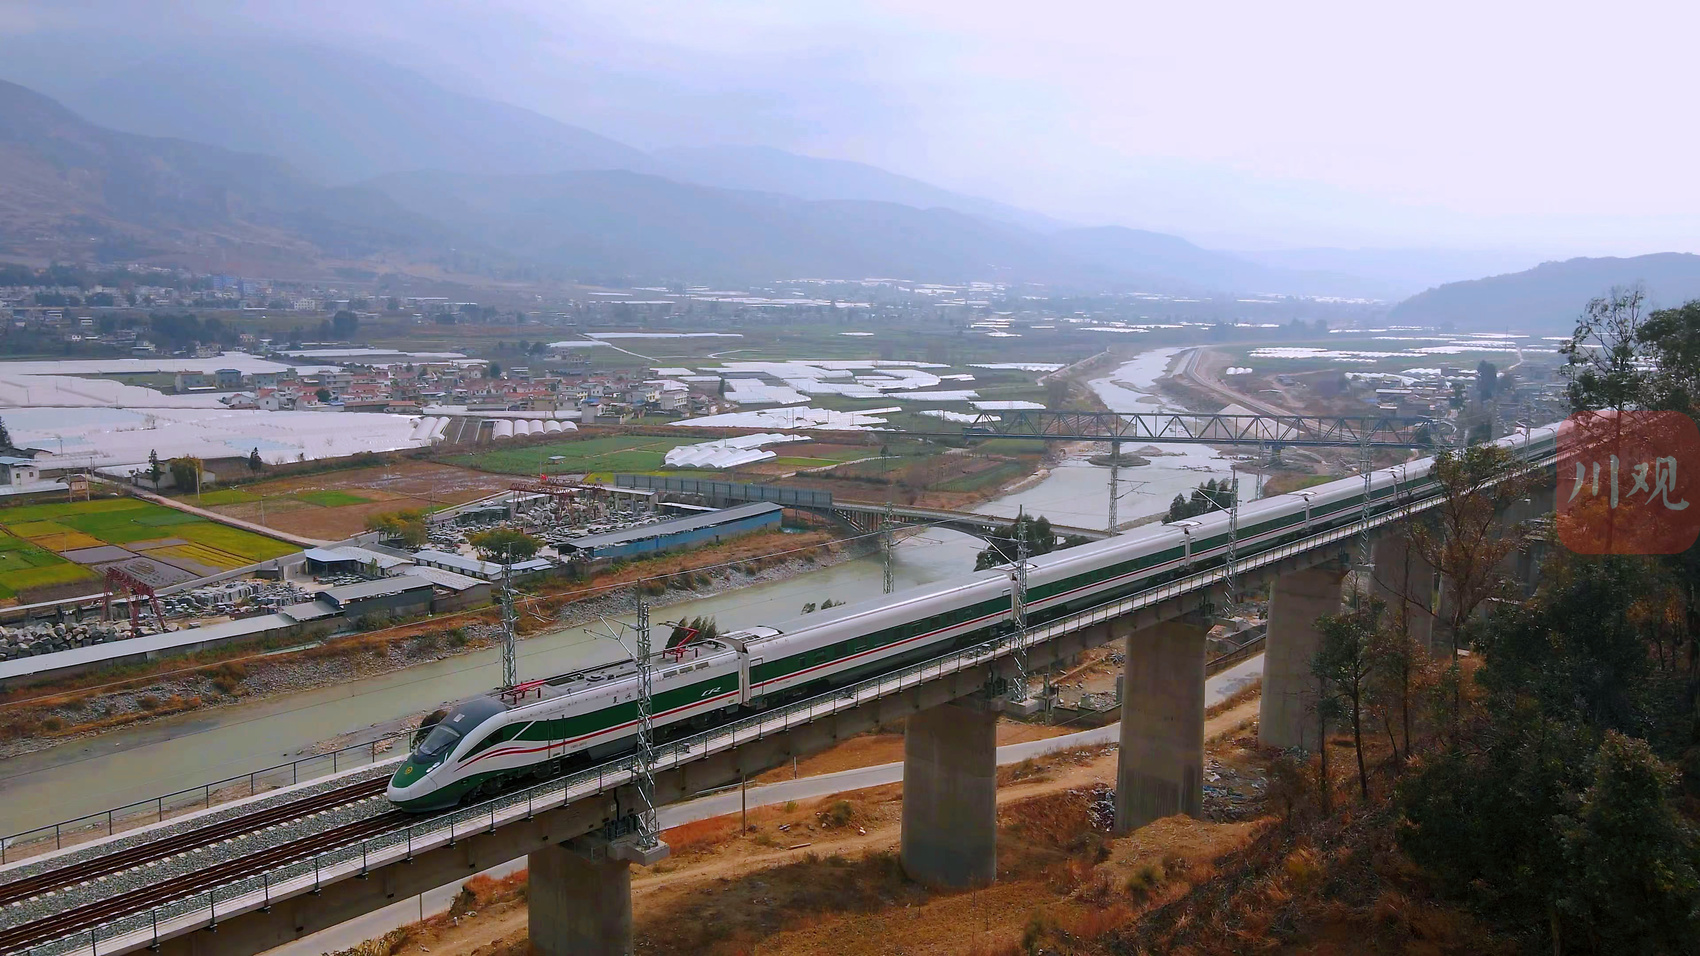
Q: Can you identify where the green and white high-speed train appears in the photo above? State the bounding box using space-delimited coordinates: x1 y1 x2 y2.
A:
387 426 1559 810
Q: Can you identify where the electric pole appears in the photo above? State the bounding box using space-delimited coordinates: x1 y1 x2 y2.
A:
632 600 659 848
499 561 518 690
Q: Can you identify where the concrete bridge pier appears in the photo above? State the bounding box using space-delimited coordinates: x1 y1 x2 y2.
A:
900 698 998 888
529 834 669 956
1115 619 1209 833
1371 533 1438 656
1259 567 1347 750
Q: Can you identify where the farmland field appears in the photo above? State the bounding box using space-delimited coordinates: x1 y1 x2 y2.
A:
0 496 299 603
191 461 515 540
449 435 707 476
292 490 372 507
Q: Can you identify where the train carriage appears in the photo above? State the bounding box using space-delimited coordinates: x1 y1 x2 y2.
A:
389 424 1560 810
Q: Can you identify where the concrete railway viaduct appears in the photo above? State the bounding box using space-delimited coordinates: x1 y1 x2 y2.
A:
3 455 1556 956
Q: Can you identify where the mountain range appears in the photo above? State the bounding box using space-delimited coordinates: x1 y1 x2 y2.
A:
1389 253 1700 330
0 42 1676 315
0 70 1378 296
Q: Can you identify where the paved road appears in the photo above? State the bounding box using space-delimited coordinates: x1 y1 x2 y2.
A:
268 654 1263 955
1174 346 1290 418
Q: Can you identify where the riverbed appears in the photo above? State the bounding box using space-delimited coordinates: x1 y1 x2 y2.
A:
977 347 1264 529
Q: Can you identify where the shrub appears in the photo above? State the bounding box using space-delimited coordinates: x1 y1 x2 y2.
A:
39 715 65 733
823 799 855 828
1126 862 1167 897
136 694 161 711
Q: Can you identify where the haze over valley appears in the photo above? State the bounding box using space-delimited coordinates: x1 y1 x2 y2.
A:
0 22 1695 327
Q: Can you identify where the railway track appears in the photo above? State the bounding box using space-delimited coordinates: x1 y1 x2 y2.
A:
0 776 388 911
0 809 412 953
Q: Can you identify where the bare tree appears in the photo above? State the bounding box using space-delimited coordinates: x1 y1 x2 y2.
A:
1409 444 1537 723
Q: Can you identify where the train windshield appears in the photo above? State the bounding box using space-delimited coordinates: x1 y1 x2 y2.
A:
415 722 463 758
411 698 507 761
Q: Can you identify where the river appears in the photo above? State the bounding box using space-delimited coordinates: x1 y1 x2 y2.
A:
978 347 1264 529
0 345 1248 835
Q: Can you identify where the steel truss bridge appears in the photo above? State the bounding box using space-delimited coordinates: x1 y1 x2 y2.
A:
909 410 1445 448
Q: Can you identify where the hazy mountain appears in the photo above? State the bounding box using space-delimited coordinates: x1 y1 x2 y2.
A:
0 79 446 270
46 46 645 184
366 169 1085 284
1234 247 1542 299
1389 253 1700 330
649 145 1068 233
0 73 1423 294
1049 227 1396 299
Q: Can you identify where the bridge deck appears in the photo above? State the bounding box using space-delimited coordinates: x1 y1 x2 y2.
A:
830 501 1111 540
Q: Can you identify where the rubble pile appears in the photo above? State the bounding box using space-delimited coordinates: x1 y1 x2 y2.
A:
1201 756 1267 820
0 620 136 660
1086 784 1117 831
159 581 305 619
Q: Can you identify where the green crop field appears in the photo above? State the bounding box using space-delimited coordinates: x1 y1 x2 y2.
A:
452 435 707 475
0 496 300 599
293 490 372 507
195 488 262 506
0 498 148 523
2 563 97 592
170 522 299 562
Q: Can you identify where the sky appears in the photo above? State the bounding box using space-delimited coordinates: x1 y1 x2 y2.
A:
2 0 1698 255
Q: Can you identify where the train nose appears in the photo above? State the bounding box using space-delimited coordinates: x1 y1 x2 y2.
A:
387 759 430 800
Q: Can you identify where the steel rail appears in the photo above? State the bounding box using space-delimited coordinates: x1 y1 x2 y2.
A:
0 778 387 909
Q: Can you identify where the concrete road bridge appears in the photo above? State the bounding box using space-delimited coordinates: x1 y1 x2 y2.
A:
827 500 1108 542
611 473 1107 543
2 453 1557 956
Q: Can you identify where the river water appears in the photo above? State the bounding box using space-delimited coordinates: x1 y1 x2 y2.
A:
0 346 1251 835
981 347 1263 529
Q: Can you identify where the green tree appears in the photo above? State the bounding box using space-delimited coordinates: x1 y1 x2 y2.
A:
0 415 11 449
1397 703 1587 935
487 362 502 379
467 527 542 564
1474 360 1498 400
331 309 360 339
975 514 1074 570
247 447 263 472
168 458 198 492
1562 288 1650 414
1473 555 1657 734
667 615 720 648
1313 599 1384 801
315 387 332 403
1557 731 1700 951
1165 478 1236 522
147 449 162 482
1634 300 1700 415
366 509 428 547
